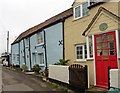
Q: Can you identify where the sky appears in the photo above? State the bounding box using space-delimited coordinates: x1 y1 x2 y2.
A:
0 0 74 54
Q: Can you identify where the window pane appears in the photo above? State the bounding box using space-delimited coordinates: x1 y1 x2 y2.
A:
83 2 88 16
39 53 44 64
88 36 93 58
109 42 114 49
110 50 115 55
76 45 83 59
84 45 87 58
102 34 107 42
37 32 43 44
26 38 29 46
97 50 102 56
96 37 101 43
103 50 108 56
75 6 81 18
102 43 108 48
97 43 101 49
108 34 114 41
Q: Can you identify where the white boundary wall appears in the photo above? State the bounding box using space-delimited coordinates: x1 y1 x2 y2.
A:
49 65 69 84
110 69 120 88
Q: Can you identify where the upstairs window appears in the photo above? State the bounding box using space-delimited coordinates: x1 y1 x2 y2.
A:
26 38 29 46
37 32 43 44
74 2 88 19
89 0 106 6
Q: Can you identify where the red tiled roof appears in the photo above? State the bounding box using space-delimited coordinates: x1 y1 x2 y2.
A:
12 8 73 44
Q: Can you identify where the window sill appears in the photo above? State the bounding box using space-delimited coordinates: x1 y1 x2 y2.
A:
75 59 87 62
86 58 94 61
25 46 29 48
36 43 44 47
39 64 45 67
73 15 89 21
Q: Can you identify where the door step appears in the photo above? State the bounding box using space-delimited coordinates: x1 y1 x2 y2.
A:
85 87 108 93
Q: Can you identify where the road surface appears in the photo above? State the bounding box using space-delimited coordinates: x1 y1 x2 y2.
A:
2 66 65 93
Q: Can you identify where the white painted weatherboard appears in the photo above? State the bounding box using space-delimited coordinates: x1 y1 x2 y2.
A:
49 65 69 84
110 69 120 88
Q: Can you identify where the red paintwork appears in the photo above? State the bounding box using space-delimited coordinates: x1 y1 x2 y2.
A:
94 31 118 88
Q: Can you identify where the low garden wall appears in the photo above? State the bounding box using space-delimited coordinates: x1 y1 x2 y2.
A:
110 69 120 88
48 65 69 84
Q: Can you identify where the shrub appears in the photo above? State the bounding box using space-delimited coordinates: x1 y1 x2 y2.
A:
54 59 69 65
33 64 41 73
22 64 27 72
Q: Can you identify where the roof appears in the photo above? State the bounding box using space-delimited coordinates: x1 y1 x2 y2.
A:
82 7 120 36
12 8 73 44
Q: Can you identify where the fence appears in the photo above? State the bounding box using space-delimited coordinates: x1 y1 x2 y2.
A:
48 64 88 90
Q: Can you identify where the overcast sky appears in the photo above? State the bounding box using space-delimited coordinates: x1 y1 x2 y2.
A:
0 0 74 54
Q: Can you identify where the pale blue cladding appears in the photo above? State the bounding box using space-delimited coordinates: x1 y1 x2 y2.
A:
45 22 63 66
19 40 25 68
11 43 19 65
30 32 45 69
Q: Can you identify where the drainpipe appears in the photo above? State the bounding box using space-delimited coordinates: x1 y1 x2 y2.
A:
23 39 26 65
18 42 20 66
29 37 32 70
62 19 65 60
43 30 48 77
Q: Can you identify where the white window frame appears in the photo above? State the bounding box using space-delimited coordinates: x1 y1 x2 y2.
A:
74 5 82 19
73 2 88 20
86 35 94 60
75 44 87 61
37 32 44 45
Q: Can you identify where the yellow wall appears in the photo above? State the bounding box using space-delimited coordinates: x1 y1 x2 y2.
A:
64 1 119 87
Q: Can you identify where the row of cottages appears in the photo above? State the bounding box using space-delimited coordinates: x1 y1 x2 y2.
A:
11 0 120 88
11 8 72 70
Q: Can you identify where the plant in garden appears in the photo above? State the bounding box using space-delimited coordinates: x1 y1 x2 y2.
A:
22 64 27 72
54 59 70 65
33 64 41 74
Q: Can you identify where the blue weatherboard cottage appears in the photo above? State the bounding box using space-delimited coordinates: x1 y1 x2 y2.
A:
11 8 72 71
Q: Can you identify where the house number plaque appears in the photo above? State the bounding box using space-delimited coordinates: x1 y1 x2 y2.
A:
99 23 108 31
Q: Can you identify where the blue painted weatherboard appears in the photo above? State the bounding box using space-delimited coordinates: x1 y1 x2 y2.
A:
30 31 45 69
45 22 63 66
11 43 19 65
19 40 25 68
24 37 31 71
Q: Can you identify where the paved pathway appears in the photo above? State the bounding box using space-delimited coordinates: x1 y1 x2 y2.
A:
2 66 64 93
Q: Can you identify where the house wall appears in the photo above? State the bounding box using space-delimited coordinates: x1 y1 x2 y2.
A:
64 1 119 87
24 38 31 71
30 32 45 69
45 22 63 66
19 40 25 68
11 43 19 65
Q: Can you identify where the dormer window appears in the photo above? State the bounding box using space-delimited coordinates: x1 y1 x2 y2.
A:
74 2 89 19
88 0 107 8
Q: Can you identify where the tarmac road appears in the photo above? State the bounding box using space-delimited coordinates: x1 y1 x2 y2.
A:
2 66 65 93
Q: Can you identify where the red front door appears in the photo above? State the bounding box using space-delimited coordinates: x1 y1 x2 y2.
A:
94 31 118 88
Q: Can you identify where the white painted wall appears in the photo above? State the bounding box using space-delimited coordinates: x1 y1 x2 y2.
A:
110 69 120 88
49 65 69 84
